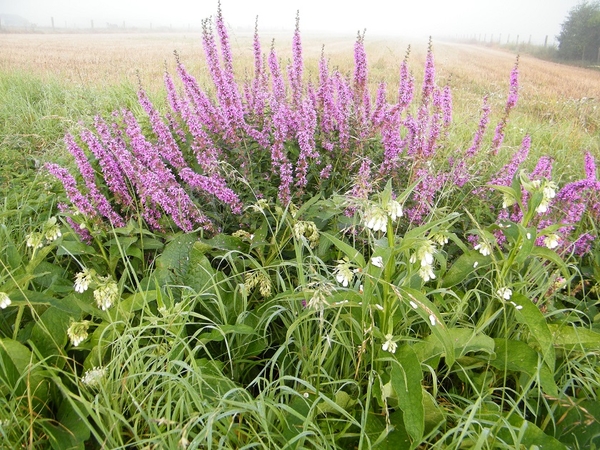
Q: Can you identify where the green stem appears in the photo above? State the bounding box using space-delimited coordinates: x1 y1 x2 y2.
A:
382 218 396 331
13 305 24 340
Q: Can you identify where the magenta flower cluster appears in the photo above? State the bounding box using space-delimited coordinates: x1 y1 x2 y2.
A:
46 6 599 256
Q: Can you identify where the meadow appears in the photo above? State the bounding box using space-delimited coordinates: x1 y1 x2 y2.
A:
1 9 600 449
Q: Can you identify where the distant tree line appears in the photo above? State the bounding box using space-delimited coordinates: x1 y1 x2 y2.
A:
557 1 600 62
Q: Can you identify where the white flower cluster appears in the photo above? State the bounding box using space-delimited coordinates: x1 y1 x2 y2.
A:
544 233 560 250
382 334 397 354
410 240 437 282
474 240 493 256
74 269 119 310
535 180 557 214
502 192 517 209
496 287 523 310
25 217 62 250
0 292 11 309
334 258 355 287
364 199 403 233
93 277 119 310
370 256 384 268
81 366 106 387
74 268 95 293
67 320 90 346
26 232 44 249
497 287 512 300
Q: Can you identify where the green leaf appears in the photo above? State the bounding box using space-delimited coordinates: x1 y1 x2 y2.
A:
55 399 90 449
120 290 158 313
1 225 22 269
441 251 491 288
250 218 269 250
281 395 311 449
202 233 248 254
511 293 555 373
9 290 81 315
29 307 70 364
422 391 445 434
491 339 558 396
487 184 521 206
57 239 96 257
138 236 164 250
153 233 198 288
40 420 84 450
412 328 495 367
449 327 496 359
394 287 455 367
369 409 412 449
198 324 257 345
548 323 600 350
390 345 424 443
321 231 366 267
183 242 217 293
513 225 536 265
0 338 49 409
399 213 460 251
496 415 568 449
529 246 571 280
554 399 600 448
25 243 57 274
0 338 31 394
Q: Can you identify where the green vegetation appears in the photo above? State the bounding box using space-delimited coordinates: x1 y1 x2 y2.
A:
557 1 600 63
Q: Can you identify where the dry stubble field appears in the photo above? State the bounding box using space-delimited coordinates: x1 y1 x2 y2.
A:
1 30 599 174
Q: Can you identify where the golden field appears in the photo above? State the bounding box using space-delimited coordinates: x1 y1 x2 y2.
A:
1 30 599 173
1 31 598 98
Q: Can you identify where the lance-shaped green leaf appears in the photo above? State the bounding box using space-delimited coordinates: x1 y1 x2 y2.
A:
491 338 558 396
393 286 454 367
510 292 555 374
321 231 366 267
441 251 491 288
390 345 424 444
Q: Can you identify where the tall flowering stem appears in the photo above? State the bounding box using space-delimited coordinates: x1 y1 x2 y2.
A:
290 11 304 113
466 96 491 158
492 57 519 154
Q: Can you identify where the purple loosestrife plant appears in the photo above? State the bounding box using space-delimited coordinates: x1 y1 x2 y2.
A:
64 134 125 228
295 96 319 190
492 58 519 154
289 11 304 113
46 164 97 220
48 7 599 251
466 96 491 158
396 50 415 112
421 40 436 106
346 158 373 216
80 127 133 209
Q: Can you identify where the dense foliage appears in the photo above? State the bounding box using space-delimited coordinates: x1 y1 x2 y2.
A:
557 0 600 62
1 5 600 449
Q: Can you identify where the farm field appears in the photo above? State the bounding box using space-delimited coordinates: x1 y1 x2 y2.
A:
1 21 600 449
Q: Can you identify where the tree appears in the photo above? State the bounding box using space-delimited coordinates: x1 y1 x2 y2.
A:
557 1 600 62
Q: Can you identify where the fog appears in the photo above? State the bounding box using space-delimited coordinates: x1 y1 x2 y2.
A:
1 0 580 45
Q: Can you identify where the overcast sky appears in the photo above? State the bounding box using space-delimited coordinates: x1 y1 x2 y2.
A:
0 0 581 44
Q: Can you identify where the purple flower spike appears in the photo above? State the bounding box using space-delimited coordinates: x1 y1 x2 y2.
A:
421 40 436 105
290 11 304 111
466 96 491 158
492 58 519 154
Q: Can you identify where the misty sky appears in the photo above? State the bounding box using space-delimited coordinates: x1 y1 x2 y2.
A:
0 0 581 44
